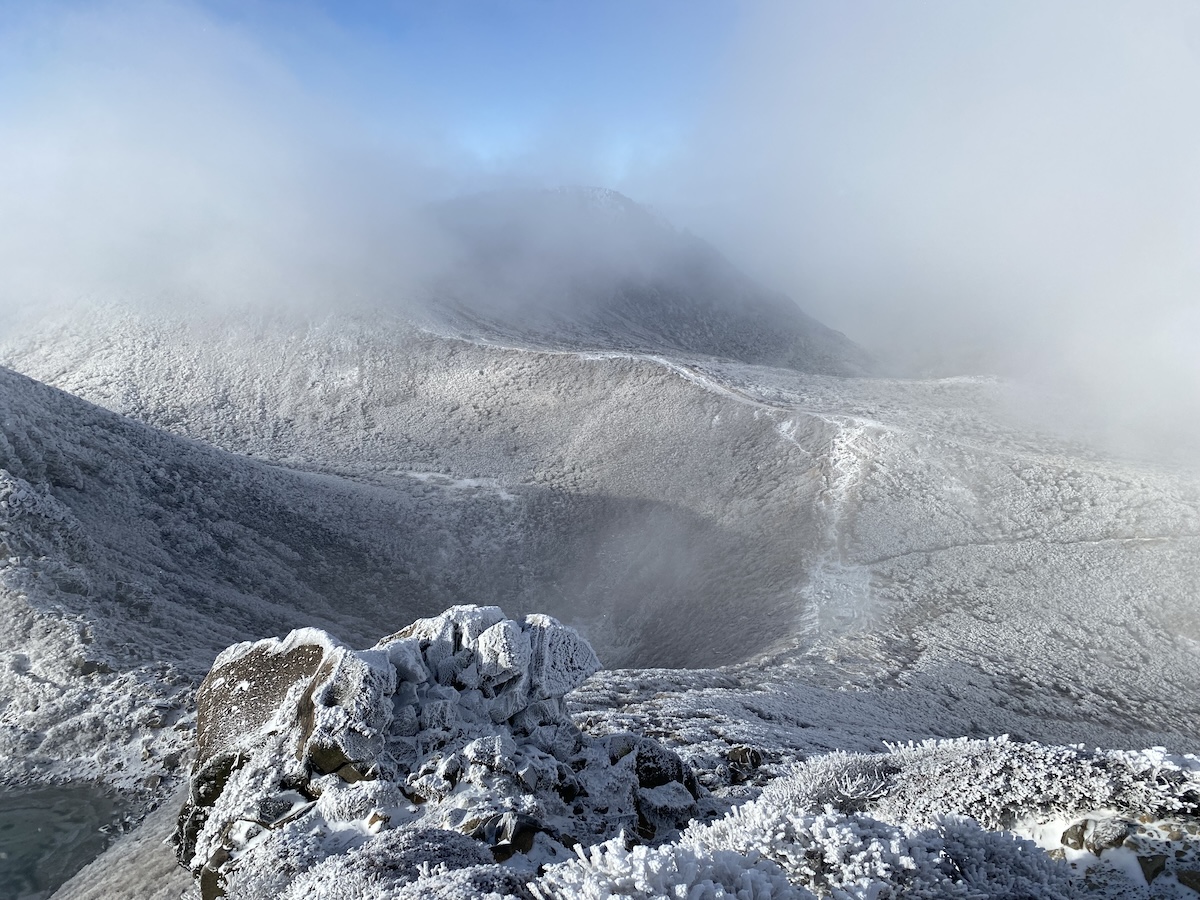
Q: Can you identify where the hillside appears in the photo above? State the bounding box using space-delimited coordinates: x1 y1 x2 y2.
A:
5 307 1200 896
2 192 1200 896
4 308 1200 755
420 187 873 375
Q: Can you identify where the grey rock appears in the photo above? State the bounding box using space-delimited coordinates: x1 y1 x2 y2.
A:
1177 869 1200 892
1061 821 1086 850
1138 853 1168 884
1084 818 1131 853
194 643 325 770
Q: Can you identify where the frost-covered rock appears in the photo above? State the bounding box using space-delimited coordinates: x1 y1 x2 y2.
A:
174 606 701 899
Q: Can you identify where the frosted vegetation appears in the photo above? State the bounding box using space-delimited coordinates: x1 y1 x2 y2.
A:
1 191 1199 896
136 606 1200 898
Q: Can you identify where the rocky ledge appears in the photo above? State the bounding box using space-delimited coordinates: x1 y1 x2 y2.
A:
173 605 702 899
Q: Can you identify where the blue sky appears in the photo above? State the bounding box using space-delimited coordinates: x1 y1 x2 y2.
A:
213 0 736 169
0 0 737 181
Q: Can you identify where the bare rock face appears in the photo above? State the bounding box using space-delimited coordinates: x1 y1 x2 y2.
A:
173 606 700 899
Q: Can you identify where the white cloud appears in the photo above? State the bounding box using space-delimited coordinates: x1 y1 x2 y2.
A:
0 0 449 318
629 0 1200 457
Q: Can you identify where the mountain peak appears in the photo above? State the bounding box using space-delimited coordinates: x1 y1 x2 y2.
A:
425 187 871 375
549 184 660 216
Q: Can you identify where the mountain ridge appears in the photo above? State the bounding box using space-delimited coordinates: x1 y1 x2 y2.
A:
419 187 872 375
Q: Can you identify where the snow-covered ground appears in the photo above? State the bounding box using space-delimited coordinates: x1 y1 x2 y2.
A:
2 301 1200 897
53 611 1200 899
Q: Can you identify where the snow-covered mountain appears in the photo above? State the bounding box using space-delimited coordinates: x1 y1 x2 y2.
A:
420 188 872 375
3 190 1200 897
7 305 1200 748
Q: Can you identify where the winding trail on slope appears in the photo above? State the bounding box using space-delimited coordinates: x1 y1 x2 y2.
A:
859 532 1200 568
644 354 886 652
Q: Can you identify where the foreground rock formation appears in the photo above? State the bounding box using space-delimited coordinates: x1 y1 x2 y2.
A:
174 606 700 898
57 601 1198 899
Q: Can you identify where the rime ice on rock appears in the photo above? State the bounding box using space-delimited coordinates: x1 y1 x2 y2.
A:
174 605 701 899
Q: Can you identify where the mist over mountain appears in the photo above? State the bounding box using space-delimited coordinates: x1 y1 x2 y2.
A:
420 187 871 375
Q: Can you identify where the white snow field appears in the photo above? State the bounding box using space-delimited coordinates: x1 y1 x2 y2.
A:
1 192 1199 897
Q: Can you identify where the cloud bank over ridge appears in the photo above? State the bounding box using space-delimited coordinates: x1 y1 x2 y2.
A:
649 1 1200 454
3 0 1200 456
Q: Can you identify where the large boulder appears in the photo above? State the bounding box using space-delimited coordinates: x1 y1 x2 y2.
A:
174 606 700 899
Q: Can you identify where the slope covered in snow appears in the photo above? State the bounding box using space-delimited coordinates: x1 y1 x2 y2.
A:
2 280 1200 895
0 355 831 830
6 305 1200 754
2 306 838 672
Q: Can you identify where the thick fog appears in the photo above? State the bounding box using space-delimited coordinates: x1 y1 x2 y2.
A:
0 1 455 319
3 1 1200 458
644 1 1200 458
